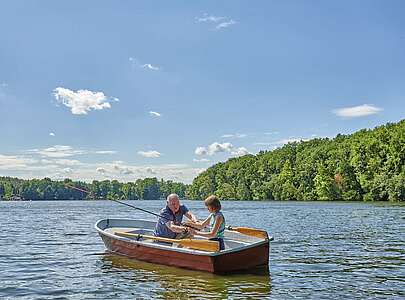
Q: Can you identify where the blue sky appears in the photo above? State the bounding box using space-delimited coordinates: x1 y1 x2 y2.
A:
0 1 404 183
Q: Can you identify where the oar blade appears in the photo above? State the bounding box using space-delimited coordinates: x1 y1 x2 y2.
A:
230 227 268 239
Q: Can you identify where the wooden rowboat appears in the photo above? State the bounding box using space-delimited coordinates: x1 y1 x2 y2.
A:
95 218 273 274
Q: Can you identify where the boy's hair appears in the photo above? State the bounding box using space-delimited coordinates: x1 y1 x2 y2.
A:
204 195 221 210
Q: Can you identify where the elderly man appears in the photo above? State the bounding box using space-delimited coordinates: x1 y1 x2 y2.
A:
154 193 197 239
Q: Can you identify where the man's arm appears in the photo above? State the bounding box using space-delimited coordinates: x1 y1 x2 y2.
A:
166 221 188 233
185 211 198 223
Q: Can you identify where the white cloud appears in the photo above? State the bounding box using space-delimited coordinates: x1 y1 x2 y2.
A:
120 167 134 175
62 167 73 174
216 20 237 30
112 164 134 175
333 104 382 118
264 131 279 135
196 14 226 23
149 111 161 117
253 142 273 146
41 158 82 166
231 147 250 157
29 145 85 158
207 142 233 155
142 64 160 71
137 150 161 158
195 147 207 156
195 142 249 157
27 145 116 158
193 158 210 162
272 138 310 146
145 167 156 174
49 132 55 137
0 154 37 170
0 152 205 184
221 133 247 138
53 87 119 115
96 167 106 174
95 150 116 154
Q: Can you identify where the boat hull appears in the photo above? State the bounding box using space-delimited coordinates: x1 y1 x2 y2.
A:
99 232 269 273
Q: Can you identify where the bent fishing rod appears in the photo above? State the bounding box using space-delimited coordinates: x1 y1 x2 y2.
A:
64 184 195 227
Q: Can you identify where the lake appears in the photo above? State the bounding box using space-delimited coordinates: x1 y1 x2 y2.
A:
1 200 404 299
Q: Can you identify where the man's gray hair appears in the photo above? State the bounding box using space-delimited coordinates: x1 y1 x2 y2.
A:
167 193 179 202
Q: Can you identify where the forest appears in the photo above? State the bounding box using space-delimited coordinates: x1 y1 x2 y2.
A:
187 120 405 201
0 177 187 200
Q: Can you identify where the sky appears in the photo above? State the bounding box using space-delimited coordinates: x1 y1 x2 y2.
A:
0 0 404 183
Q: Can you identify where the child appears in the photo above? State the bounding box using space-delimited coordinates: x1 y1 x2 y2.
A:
189 195 226 250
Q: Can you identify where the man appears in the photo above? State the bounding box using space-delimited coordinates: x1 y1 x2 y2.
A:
154 193 197 239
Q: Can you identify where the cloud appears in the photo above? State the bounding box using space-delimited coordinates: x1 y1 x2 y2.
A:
96 167 106 174
112 164 134 175
333 104 382 118
145 167 156 174
137 150 161 158
196 14 237 30
195 147 207 156
41 158 82 166
253 142 273 146
196 14 226 23
264 131 279 135
149 111 161 117
0 154 37 170
195 142 249 156
53 87 119 115
120 168 134 175
272 138 310 146
195 143 232 156
142 64 160 71
27 145 116 158
95 150 116 154
216 20 237 30
221 133 247 138
28 145 86 158
0 151 205 184
49 132 55 137
207 142 233 155
231 147 249 156
193 158 210 162
62 167 73 174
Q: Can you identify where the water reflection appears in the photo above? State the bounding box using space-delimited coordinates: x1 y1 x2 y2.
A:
101 254 272 299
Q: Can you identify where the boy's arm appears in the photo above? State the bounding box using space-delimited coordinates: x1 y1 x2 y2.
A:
194 215 223 238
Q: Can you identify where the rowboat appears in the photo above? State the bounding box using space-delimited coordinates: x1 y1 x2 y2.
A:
95 218 273 274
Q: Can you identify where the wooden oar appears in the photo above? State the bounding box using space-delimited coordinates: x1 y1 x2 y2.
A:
114 231 220 252
183 220 268 239
227 226 268 239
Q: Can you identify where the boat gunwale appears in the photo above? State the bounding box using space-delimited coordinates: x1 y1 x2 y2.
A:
95 218 271 257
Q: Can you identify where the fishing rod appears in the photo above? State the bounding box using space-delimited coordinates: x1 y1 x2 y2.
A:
64 184 190 224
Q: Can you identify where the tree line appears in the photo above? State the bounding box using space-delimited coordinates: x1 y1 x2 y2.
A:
187 119 405 201
0 177 188 200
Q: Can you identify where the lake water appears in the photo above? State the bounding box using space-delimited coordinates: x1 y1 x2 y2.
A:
1 200 404 299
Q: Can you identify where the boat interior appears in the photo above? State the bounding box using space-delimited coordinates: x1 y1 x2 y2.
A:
96 218 269 253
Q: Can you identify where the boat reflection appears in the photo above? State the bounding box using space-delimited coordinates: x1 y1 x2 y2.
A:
101 254 272 299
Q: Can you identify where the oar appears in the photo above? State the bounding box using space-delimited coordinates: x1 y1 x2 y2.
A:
183 220 268 239
227 226 268 239
114 231 220 252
